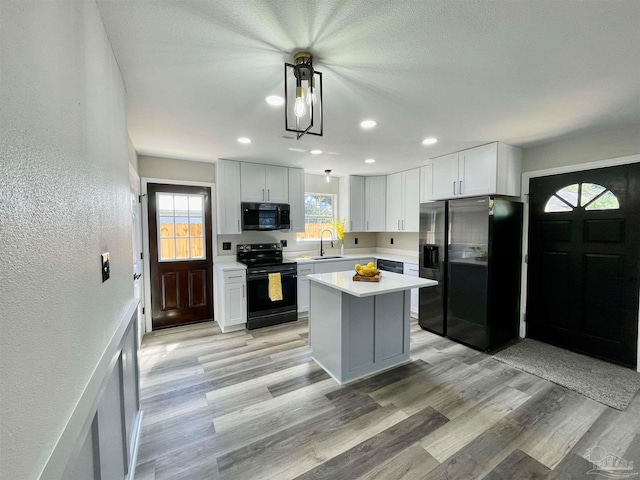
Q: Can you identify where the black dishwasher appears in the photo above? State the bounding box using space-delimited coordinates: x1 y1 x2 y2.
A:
377 259 403 274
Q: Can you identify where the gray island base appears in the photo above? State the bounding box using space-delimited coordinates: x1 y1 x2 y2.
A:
307 270 437 385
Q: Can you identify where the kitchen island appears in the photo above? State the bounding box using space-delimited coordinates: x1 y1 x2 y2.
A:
307 270 437 384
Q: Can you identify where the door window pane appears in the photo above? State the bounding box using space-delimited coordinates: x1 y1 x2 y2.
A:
556 184 579 207
157 193 206 261
580 183 606 207
585 190 619 210
544 183 619 213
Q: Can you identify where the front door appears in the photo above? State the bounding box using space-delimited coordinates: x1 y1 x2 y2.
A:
148 184 213 329
526 163 640 367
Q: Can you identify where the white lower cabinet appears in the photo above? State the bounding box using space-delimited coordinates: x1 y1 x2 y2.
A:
214 267 247 332
404 262 419 317
297 264 315 313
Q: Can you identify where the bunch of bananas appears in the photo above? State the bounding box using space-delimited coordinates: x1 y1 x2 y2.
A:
355 262 379 277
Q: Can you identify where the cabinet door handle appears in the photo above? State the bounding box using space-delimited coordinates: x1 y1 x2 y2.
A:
268 189 270 201
262 188 265 201
398 220 401 230
350 221 353 231
228 275 243 279
237 219 240 232
453 181 456 195
402 220 405 230
459 180 462 195
242 284 245 297
366 220 369 231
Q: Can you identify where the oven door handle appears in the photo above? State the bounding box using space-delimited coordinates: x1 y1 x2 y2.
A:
248 273 297 281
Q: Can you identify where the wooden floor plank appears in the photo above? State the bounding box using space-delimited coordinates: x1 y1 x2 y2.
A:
133 318 640 480
293 406 448 480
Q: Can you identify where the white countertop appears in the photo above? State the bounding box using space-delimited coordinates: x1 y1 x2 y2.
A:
308 270 437 298
213 257 247 271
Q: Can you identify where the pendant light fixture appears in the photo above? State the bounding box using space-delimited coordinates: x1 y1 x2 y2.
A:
325 169 331 183
285 52 323 140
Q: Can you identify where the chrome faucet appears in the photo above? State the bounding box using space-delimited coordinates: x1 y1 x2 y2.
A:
320 229 333 257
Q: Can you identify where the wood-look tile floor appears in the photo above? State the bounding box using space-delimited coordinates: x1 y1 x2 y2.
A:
135 318 640 480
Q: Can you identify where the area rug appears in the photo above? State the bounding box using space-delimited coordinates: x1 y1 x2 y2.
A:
493 339 640 410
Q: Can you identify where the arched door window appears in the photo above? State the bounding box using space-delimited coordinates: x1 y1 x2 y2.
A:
544 183 620 213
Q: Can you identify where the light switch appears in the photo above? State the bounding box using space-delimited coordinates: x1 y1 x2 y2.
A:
101 252 110 282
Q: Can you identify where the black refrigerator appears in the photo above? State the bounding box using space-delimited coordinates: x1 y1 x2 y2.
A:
419 196 523 351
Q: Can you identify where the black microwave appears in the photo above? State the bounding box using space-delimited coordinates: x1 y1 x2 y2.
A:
241 202 291 231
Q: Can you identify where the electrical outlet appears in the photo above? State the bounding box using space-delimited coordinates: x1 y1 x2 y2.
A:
354 237 358 245
101 252 110 282
281 239 287 247
390 238 394 245
222 242 231 250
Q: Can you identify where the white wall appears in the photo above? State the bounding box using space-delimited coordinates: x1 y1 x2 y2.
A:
522 123 640 172
0 2 133 478
138 155 215 182
128 136 139 172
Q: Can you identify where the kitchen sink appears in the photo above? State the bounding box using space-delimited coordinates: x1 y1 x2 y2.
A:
311 256 344 260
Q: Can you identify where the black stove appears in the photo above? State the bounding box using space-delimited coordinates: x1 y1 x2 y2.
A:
237 244 297 329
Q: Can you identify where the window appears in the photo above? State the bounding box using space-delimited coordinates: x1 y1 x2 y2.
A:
157 193 205 260
296 193 337 241
544 183 619 213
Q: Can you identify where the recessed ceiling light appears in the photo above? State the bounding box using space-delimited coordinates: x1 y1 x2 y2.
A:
265 95 285 106
237 137 251 144
360 120 377 129
422 137 438 145
365 158 376 163
288 147 306 152
310 149 322 155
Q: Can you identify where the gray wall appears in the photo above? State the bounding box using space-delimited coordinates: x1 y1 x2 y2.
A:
522 123 640 172
138 155 215 182
0 2 133 478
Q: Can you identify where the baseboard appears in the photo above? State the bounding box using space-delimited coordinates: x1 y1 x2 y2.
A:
127 410 144 480
219 322 246 333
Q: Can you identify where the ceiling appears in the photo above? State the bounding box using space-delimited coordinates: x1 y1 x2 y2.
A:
96 0 640 176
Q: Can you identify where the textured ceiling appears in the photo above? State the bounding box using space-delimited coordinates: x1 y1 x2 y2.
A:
96 0 640 175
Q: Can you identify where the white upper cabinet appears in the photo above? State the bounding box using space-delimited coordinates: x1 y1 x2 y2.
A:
241 163 267 202
430 152 459 200
386 168 419 232
265 165 289 203
288 167 305 233
386 172 403 232
216 159 241 234
403 169 420 231
339 175 365 232
428 142 521 200
241 163 289 203
339 175 385 232
419 164 432 203
365 176 386 232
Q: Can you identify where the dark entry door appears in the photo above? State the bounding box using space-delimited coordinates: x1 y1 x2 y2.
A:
527 163 640 367
148 184 213 329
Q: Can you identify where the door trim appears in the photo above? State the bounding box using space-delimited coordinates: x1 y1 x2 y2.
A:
141 177 217 333
519 154 640 371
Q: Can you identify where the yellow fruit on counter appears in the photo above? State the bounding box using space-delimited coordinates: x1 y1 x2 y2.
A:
355 264 362 270
367 262 375 268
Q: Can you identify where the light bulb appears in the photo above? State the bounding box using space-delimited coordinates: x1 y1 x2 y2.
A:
294 87 306 117
325 174 330 183
306 77 317 106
